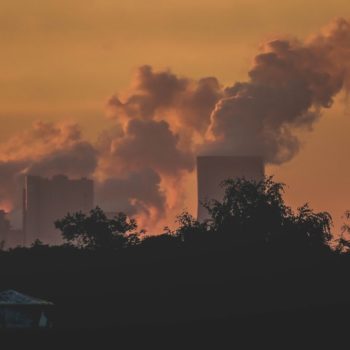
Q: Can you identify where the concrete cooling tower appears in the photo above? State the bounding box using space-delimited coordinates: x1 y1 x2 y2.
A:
197 156 265 221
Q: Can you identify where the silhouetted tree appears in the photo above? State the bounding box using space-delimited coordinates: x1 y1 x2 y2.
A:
202 177 290 244
141 233 181 250
285 203 333 249
335 211 350 253
174 211 209 245
31 239 47 248
178 177 333 250
342 210 350 235
55 207 138 250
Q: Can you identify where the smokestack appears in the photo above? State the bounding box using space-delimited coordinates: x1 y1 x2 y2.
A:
197 156 265 221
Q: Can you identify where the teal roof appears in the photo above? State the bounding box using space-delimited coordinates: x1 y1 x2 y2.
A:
0 290 53 305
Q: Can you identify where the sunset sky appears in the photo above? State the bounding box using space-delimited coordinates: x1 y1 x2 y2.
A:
1 0 350 232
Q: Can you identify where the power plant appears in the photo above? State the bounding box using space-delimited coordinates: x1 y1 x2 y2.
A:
23 175 94 246
5 157 265 246
197 156 265 221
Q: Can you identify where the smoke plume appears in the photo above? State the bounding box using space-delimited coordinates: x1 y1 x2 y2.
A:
1 18 350 232
95 168 166 227
0 122 98 213
206 18 350 163
98 66 221 228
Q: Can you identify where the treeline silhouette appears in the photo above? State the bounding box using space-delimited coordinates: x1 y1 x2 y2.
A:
1 177 350 333
49 176 348 254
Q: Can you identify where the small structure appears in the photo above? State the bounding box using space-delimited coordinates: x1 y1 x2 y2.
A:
0 290 53 328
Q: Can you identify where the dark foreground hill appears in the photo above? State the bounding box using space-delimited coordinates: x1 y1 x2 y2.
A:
1 244 350 347
1 243 349 327
2 177 349 345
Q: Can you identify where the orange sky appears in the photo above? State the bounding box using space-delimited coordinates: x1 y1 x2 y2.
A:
1 0 350 232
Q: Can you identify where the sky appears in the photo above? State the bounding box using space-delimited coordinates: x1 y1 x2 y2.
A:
1 0 350 232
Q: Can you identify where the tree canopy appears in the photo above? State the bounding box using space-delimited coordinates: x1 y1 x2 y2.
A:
54 177 335 254
55 207 138 250
176 176 333 250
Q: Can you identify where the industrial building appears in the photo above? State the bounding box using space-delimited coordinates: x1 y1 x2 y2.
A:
23 175 94 246
197 156 264 221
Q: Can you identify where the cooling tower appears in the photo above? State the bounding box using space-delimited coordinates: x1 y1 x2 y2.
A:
23 175 94 246
197 156 265 221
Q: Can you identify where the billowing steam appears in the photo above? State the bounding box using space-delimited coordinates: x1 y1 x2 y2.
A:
96 65 221 228
206 18 350 163
0 122 98 212
1 18 350 231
